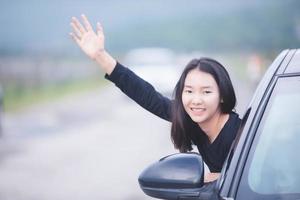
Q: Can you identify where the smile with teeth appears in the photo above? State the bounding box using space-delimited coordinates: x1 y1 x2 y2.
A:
190 107 205 115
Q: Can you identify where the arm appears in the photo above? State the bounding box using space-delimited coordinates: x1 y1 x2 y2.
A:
70 14 172 121
106 62 172 121
204 173 220 183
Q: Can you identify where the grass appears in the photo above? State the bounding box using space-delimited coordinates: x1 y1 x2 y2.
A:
2 77 107 112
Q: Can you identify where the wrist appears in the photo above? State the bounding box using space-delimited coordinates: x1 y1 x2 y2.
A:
93 49 106 61
94 50 116 75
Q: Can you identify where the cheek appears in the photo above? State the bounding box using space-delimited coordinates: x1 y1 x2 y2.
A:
206 94 221 109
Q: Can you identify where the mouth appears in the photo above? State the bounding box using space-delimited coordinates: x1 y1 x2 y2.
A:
190 107 205 115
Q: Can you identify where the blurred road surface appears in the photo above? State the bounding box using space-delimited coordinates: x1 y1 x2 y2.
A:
0 85 175 200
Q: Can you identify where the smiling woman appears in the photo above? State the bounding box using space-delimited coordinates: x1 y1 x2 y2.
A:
69 14 242 183
181 69 227 141
175 58 236 147
170 58 240 176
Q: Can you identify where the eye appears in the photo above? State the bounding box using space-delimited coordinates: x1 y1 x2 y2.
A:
183 89 193 94
203 90 212 94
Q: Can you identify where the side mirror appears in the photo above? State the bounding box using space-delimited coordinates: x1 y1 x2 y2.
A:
138 153 204 200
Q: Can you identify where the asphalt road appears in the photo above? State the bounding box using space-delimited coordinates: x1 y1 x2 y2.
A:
0 77 253 200
0 86 177 200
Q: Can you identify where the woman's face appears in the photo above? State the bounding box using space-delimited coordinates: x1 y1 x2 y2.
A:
182 68 222 127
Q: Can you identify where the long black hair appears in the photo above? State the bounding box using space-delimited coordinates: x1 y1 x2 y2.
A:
171 58 236 152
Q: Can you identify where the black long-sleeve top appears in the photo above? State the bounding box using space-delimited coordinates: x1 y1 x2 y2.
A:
105 62 241 172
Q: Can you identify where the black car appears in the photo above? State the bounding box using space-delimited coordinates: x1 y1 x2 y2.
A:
0 85 3 136
138 49 300 200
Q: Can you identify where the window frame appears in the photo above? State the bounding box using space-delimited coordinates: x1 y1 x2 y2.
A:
236 75 300 199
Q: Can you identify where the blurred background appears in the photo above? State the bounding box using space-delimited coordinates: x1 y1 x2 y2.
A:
0 0 299 199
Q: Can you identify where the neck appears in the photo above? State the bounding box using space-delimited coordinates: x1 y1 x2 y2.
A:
199 112 230 143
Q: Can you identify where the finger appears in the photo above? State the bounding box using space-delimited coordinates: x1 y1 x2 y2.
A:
97 22 103 36
69 32 80 45
81 14 93 31
71 16 86 33
70 22 82 39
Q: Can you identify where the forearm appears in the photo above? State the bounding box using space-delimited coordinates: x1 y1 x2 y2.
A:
105 63 173 121
204 172 220 183
94 50 117 75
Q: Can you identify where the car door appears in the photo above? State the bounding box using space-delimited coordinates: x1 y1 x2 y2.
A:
235 75 300 199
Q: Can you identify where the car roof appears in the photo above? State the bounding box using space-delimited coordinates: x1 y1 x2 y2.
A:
275 49 300 75
284 49 300 74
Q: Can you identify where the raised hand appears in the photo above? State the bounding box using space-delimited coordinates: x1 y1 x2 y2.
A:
70 14 105 60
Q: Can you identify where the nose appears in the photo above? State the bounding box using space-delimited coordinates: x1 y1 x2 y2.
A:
191 94 203 105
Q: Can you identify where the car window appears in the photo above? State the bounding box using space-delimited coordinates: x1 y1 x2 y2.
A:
237 76 300 199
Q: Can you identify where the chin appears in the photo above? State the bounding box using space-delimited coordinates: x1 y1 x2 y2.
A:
190 116 207 124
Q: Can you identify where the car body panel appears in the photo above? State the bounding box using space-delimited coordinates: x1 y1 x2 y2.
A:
219 50 287 196
219 49 299 199
236 75 300 199
284 49 300 74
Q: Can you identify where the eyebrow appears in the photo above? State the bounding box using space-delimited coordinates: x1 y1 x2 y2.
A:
184 85 213 89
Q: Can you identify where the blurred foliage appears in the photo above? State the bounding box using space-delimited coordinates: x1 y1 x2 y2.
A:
108 0 300 54
0 0 299 56
3 78 106 112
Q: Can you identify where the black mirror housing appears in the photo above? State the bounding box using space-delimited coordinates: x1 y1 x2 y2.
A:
138 153 204 200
